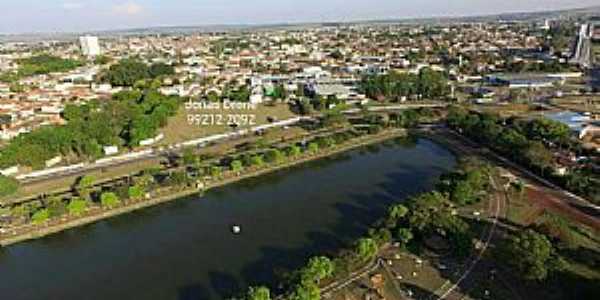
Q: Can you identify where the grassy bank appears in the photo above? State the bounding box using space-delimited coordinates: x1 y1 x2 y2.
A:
0 129 406 247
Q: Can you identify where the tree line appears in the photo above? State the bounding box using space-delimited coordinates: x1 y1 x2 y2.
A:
447 107 599 204
359 68 449 101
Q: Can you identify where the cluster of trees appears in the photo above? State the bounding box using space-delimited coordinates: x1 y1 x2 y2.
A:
288 256 335 300
101 59 175 86
6 171 155 225
0 89 180 169
498 229 565 281
17 54 82 77
258 237 379 300
0 55 82 83
242 257 335 299
546 24 576 52
437 158 491 205
222 85 251 102
355 108 439 135
446 107 599 203
359 68 449 101
391 191 474 257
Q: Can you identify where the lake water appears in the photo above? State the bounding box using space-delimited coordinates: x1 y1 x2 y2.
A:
0 138 455 300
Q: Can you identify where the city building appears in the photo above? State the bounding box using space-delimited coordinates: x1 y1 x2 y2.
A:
79 35 101 57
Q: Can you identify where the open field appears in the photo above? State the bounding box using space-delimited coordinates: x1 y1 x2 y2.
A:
159 103 297 145
467 103 534 117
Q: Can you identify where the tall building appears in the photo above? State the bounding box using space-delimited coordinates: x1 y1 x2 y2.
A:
79 35 101 57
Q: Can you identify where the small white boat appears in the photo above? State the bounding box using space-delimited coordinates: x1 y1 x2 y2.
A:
231 225 241 234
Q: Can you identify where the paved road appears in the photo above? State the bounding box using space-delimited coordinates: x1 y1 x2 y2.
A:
343 103 447 114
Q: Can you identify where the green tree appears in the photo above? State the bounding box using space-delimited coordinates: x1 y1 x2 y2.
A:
388 204 409 220
264 149 284 164
209 166 223 179
182 148 199 166
230 160 244 173
307 142 319 154
524 141 553 176
302 256 335 283
249 155 265 167
397 228 414 246
149 62 175 78
290 281 320 300
356 238 378 261
94 55 111 65
31 208 50 224
66 198 88 216
449 180 476 205
104 59 150 86
166 171 189 188
100 192 120 208
46 196 67 217
247 286 271 300
502 229 563 281
287 145 302 157
76 175 96 200
128 185 144 200
207 91 220 102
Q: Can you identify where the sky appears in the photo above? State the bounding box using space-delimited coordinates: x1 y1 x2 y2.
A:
0 0 597 34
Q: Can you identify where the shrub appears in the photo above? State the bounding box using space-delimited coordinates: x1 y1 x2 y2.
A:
100 192 120 208
31 208 50 224
66 198 88 216
0 175 19 198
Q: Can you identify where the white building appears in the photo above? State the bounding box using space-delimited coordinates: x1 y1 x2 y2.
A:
79 36 101 57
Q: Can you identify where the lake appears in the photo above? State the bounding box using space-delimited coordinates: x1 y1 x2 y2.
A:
0 137 456 300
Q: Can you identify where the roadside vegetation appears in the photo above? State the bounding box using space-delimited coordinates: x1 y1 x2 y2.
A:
447 106 600 204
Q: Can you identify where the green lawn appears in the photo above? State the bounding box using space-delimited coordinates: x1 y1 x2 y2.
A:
159 103 297 145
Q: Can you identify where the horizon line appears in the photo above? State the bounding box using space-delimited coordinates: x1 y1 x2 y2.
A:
0 4 597 37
